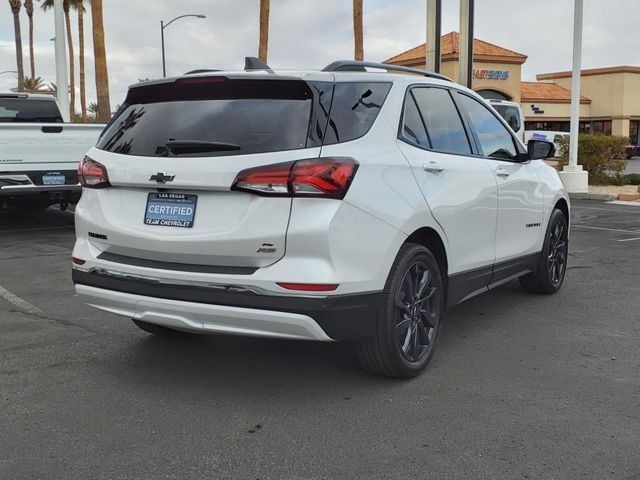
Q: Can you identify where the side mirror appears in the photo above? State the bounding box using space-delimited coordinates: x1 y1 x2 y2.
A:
528 139 555 160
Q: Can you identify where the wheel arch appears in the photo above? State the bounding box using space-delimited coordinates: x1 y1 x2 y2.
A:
554 198 570 226
404 227 449 297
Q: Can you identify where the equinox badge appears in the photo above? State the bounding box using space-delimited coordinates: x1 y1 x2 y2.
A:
149 172 175 184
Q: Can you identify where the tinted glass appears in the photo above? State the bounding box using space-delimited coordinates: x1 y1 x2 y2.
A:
306 81 334 147
400 94 429 147
411 87 471 155
0 98 63 123
323 82 391 145
97 79 316 157
456 93 517 159
493 105 521 132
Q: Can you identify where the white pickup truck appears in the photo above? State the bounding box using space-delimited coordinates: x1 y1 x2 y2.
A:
0 93 105 210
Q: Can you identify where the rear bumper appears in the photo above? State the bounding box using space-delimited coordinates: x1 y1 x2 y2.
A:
72 269 381 341
0 172 81 197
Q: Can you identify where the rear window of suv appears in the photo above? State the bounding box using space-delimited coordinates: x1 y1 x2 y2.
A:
97 78 319 157
97 78 391 157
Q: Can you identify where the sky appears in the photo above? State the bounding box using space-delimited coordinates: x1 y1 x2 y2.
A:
1 0 639 110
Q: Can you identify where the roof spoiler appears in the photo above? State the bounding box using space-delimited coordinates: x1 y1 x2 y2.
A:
322 60 451 81
184 69 221 75
0 93 29 99
184 57 273 76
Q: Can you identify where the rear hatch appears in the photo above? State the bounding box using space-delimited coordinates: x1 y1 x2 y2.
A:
82 75 333 269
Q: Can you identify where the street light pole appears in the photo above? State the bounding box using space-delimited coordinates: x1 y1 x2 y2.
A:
53 0 70 122
160 14 206 78
559 0 588 193
161 20 166 78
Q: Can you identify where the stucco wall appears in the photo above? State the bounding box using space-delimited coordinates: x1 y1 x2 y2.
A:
553 73 625 117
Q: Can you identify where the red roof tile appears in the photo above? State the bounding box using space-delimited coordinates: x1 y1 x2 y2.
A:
384 32 527 65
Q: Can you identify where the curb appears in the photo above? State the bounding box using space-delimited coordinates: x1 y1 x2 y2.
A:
569 193 617 201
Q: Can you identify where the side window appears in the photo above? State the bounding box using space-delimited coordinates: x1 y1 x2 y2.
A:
322 82 392 145
400 94 430 147
411 87 472 155
494 105 521 133
456 93 518 159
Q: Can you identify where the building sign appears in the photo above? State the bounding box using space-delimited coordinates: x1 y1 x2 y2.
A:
530 104 545 115
473 69 510 80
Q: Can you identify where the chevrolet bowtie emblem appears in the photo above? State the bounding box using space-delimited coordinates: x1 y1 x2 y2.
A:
149 172 175 184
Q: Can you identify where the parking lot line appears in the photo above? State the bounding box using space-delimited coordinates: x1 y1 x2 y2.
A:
572 224 640 234
0 285 44 315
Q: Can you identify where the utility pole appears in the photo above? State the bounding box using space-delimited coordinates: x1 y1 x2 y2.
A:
458 0 474 88
426 0 441 73
53 0 70 122
559 0 588 192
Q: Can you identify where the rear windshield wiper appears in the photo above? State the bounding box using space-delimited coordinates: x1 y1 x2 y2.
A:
163 140 241 155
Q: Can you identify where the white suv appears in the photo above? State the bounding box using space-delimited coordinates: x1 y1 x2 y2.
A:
72 60 569 378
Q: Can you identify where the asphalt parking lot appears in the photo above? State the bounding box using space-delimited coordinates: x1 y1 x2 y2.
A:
1 199 638 480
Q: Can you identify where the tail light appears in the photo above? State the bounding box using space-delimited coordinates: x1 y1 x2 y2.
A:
78 156 110 189
232 157 358 199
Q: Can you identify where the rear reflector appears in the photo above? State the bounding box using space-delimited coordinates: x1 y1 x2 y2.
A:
72 257 86 265
232 157 358 199
277 282 339 292
78 156 110 189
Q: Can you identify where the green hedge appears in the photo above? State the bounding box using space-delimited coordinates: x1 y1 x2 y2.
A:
557 134 629 185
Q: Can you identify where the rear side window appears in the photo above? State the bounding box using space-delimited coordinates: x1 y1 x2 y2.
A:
456 93 517 159
411 87 471 155
97 78 317 157
400 94 429 147
0 98 63 123
322 82 391 145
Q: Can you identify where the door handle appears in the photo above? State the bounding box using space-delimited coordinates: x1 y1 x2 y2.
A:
423 161 444 173
495 167 511 177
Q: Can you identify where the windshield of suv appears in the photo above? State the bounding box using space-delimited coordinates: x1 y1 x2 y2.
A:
97 78 322 157
492 105 521 132
0 98 63 123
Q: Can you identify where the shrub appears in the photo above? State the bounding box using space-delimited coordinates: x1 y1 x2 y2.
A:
557 134 629 185
624 173 640 185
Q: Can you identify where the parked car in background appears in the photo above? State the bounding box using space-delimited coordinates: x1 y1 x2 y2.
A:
525 130 569 158
624 144 640 159
72 60 569 379
0 93 105 210
487 99 525 142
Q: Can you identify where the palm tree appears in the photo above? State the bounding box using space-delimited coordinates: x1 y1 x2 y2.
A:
87 101 98 118
40 0 76 119
353 0 363 61
9 0 25 92
258 0 269 62
24 0 35 78
76 0 87 121
23 76 46 92
91 0 111 122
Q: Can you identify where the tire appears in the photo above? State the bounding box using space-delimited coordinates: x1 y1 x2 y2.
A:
356 243 444 379
131 319 191 336
520 208 569 294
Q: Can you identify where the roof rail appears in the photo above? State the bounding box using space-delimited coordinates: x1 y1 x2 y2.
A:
322 60 451 82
